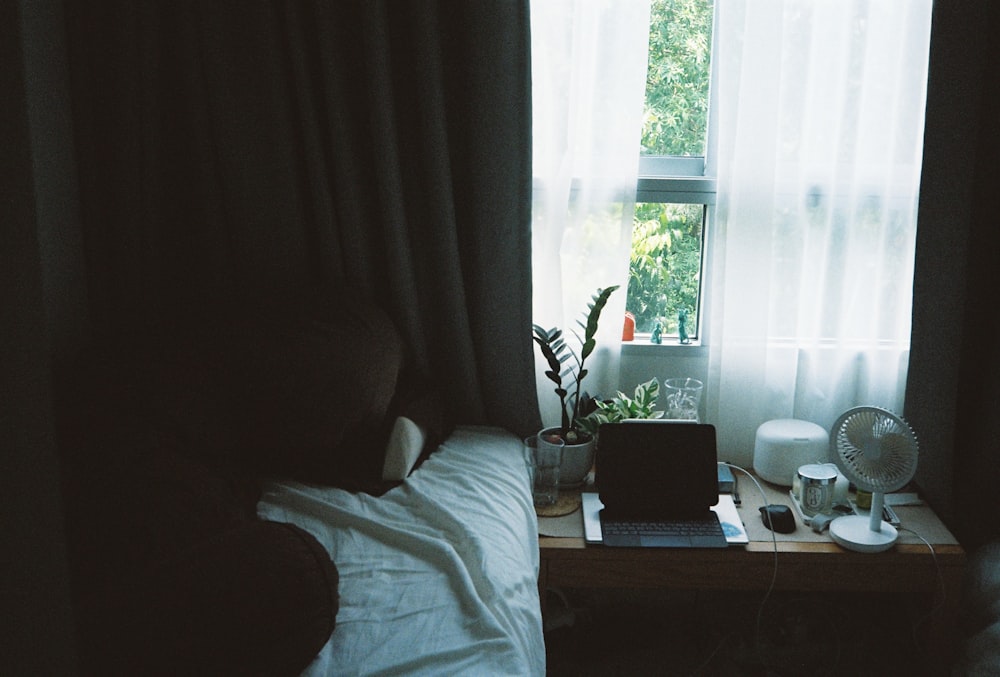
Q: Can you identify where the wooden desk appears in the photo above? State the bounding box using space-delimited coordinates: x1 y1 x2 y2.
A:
538 484 966 672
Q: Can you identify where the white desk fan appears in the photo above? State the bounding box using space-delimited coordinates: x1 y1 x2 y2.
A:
828 406 918 553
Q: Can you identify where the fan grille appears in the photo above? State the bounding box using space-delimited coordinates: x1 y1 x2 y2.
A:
831 407 918 493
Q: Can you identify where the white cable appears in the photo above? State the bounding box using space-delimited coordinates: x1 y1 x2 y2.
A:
898 526 946 659
721 462 780 669
692 463 779 674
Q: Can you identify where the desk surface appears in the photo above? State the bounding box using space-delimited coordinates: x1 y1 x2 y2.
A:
537 476 965 673
539 474 965 593
540 473 960 549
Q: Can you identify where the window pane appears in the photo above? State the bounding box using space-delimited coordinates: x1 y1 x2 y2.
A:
642 0 714 157
626 203 705 337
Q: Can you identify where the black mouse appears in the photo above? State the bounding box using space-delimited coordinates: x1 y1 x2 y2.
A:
759 504 796 533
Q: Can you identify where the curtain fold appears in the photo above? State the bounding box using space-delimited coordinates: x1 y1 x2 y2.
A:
709 0 933 465
529 0 651 426
906 0 1000 543
65 1 538 435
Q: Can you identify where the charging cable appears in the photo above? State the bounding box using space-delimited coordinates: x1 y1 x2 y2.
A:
693 463 779 674
897 526 946 661
723 463 779 667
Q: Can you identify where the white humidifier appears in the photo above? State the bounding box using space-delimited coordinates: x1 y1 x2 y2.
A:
753 419 828 486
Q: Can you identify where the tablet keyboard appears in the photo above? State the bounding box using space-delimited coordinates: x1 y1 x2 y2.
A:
602 517 723 538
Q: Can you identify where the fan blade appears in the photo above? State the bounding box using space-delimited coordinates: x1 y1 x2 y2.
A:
832 406 918 493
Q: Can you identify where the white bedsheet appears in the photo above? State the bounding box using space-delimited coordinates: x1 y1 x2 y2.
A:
257 426 545 677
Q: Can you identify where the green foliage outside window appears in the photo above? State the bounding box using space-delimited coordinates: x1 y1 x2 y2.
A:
626 0 713 338
641 0 713 157
628 203 704 335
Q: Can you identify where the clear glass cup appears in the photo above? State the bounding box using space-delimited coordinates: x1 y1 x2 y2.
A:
524 434 564 507
663 377 703 421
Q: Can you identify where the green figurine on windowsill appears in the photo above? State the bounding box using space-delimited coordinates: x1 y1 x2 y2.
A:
678 308 691 344
651 321 662 344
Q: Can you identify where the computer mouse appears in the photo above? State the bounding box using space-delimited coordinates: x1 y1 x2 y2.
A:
759 504 796 533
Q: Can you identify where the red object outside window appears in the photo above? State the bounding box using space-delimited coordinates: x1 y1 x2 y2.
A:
622 312 635 341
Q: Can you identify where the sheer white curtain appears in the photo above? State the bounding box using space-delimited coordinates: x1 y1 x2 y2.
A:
707 0 934 465
530 1 650 427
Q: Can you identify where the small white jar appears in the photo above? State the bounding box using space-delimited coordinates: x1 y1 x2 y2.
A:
794 463 838 516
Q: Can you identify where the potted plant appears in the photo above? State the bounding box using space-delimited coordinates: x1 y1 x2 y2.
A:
532 285 618 484
576 378 663 437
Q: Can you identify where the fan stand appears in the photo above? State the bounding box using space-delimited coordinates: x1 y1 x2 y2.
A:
829 491 898 553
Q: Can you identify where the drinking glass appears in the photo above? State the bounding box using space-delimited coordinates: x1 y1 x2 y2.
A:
663 377 703 421
524 435 563 506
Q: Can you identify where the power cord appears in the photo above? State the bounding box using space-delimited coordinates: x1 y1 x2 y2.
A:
692 468 947 675
691 462 778 674
898 526 947 661
726 463 781 670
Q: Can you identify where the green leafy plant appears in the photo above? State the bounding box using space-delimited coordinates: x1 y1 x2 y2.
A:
532 286 619 442
627 202 703 335
577 378 664 437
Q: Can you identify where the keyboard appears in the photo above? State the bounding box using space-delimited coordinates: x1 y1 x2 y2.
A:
601 517 723 538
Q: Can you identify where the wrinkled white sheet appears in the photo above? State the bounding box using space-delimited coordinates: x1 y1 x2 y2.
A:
257 426 545 677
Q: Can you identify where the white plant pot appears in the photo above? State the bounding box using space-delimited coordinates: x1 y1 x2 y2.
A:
540 427 595 487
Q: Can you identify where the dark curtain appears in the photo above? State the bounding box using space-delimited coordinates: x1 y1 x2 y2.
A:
64 1 540 435
906 0 1000 550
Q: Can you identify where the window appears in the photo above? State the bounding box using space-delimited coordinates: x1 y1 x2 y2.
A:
627 0 716 341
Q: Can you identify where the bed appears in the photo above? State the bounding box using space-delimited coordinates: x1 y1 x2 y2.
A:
57 299 546 676
258 425 546 676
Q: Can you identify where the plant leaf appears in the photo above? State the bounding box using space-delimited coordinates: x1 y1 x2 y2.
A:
578 285 618 359
533 336 563 377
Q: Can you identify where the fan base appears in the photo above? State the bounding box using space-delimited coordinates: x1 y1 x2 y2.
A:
829 515 898 553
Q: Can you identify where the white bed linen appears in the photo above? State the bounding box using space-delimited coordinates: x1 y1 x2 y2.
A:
257 426 545 677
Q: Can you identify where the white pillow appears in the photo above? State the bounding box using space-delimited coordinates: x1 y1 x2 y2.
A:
381 416 427 481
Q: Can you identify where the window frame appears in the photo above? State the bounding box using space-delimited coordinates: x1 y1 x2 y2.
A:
627 2 720 351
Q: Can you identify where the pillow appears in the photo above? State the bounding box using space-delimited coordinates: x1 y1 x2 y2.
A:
225 300 405 488
381 375 454 481
382 416 427 481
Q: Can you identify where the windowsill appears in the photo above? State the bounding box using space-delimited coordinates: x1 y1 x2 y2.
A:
621 339 708 358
